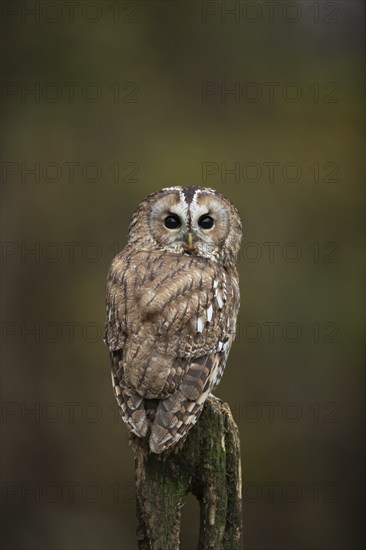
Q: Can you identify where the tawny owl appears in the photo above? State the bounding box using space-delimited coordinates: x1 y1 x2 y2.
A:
104 186 242 453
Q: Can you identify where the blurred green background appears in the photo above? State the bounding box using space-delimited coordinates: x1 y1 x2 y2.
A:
1 1 365 549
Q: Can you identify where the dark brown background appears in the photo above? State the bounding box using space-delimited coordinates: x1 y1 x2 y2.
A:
1 1 365 549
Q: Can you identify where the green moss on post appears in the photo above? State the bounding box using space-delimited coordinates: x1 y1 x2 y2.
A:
132 396 243 549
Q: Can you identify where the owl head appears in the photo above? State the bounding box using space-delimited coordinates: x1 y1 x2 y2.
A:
127 186 242 266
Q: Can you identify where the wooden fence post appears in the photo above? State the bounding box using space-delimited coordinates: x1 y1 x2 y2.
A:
131 395 243 549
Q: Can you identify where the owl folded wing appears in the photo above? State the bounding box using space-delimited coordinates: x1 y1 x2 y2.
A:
105 248 239 452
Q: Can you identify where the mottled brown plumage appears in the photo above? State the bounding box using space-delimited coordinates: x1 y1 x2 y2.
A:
105 186 242 453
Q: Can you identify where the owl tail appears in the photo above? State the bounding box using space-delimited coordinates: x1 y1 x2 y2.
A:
149 390 203 453
149 354 214 453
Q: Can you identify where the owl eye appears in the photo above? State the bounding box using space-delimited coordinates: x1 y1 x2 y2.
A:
164 214 181 229
198 215 214 229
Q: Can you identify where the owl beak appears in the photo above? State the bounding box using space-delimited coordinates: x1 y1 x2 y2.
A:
186 231 194 250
